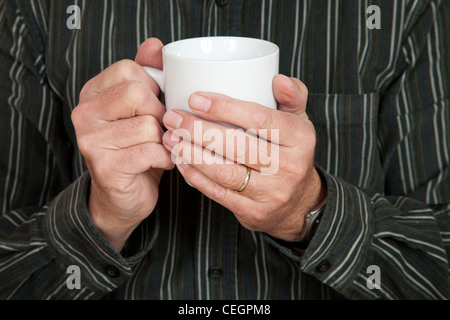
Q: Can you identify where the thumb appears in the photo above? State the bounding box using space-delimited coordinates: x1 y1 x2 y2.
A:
273 74 308 116
135 38 164 69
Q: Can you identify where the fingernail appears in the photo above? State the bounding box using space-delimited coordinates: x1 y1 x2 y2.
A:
189 93 211 112
176 157 190 170
163 131 181 149
162 133 173 150
164 110 183 129
290 79 298 90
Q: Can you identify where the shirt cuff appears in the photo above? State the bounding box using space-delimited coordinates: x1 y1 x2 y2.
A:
43 171 159 293
262 165 374 293
299 166 374 293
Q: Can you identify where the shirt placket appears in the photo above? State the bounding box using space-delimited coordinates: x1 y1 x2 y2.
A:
191 0 240 300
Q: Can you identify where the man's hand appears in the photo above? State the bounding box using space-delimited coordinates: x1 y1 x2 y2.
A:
71 38 174 252
162 75 327 242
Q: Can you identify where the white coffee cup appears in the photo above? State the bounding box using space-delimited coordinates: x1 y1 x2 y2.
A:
143 36 279 112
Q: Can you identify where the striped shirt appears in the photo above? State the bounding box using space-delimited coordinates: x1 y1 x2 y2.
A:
0 0 449 300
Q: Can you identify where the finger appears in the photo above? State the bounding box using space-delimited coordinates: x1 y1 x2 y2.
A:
187 91 304 147
175 158 254 214
135 38 164 95
163 130 280 202
175 159 283 235
79 59 160 104
135 38 164 70
100 115 164 150
74 80 166 124
102 142 175 175
176 150 264 198
163 130 262 193
273 74 308 116
162 114 282 174
162 129 232 165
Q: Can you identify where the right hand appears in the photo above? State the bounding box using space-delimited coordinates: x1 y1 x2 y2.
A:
71 38 174 252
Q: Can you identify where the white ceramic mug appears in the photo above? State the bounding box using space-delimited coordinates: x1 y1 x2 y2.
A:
143 36 279 112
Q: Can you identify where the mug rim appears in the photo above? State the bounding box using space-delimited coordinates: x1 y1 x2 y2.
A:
162 36 279 63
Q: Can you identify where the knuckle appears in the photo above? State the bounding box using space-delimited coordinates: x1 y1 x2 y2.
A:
115 59 141 81
71 105 82 127
210 182 227 201
79 80 93 101
71 102 92 129
142 115 160 137
76 133 96 157
124 80 149 107
253 107 273 129
219 165 241 187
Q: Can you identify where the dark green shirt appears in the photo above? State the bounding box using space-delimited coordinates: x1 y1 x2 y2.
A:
0 0 449 299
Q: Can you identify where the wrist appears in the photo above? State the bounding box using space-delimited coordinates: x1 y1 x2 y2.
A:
270 170 327 253
308 168 328 210
88 185 141 252
297 195 327 242
296 168 328 241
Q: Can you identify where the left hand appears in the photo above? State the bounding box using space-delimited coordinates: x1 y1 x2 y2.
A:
162 75 327 242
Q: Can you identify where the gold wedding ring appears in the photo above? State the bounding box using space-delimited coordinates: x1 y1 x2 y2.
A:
236 167 251 193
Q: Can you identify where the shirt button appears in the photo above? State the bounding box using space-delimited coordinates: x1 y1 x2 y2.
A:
215 0 228 7
208 266 223 279
104 265 120 278
315 260 331 273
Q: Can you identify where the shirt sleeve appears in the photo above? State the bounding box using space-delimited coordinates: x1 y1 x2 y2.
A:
265 0 450 299
0 0 158 299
